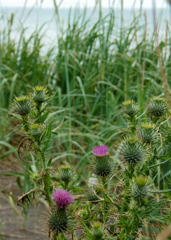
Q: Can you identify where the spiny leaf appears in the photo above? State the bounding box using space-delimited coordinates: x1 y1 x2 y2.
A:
103 192 121 210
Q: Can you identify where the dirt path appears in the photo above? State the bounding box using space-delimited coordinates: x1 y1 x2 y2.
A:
0 159 48 240
0 197 47 240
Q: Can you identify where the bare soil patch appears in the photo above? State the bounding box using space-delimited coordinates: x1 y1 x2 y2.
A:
0 159 47 240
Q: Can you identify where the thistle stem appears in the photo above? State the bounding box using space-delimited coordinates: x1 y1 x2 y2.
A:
102 176 107 189
22 116 29 132
44 170 53 206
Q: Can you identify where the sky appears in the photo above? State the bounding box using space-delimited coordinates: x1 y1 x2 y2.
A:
0 0 168 8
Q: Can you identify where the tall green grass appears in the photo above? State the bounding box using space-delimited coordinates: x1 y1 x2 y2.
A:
0 2 171 179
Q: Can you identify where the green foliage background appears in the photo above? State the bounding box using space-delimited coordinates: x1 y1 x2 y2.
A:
0 0 171 176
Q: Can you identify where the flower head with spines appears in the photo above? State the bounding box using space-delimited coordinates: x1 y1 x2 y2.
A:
92 145 108 157
122 100 139 117
131 175 151 199
147 97 167 117
119 137 147 165
47 189 73 235
48 208 68 234
58 165 73 183
31 85 48 104
92 145 113 177
91 222 104 240
13 95 32 116
137 122 157 144
30 124 42 136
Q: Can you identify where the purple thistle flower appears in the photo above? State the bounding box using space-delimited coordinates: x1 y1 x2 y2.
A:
92 145 108 157
52 189 73 209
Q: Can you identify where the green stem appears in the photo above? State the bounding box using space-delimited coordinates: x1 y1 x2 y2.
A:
22 116 29 132
64 181 69 190
40 151 45 169
40 152 53 205
52 233 58 240
102 176 107 189
122 173 131 212
36 102 42 116
44 170 53 206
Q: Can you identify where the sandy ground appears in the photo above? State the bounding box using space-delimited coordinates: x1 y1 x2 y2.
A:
0 159 48 240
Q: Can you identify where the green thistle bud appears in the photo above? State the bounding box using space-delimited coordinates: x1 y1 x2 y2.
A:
30 124 42 136
91 222 104 240
131 176 151 199
48 208 68 233
31 86 48 104
119 137 146 165
58 165 73 183
137 123 157 144
122 100 139 117
93 155 113 177
147 97 167 117
13 96 32 116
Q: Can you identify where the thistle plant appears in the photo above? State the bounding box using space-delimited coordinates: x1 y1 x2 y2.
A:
119 137 147 211
91 145 113 186
131 176 151 202
31 85 48 115
31 85 48 104
122 100 139 117
58 166 73 183
13 95 32 131
57 165 74 190
90 222 104 240
122 100 139 133
9 91 171 239
137 122 157 144
147 97 167 121
47 190 73 238
119 137 147 166
13 96 32 116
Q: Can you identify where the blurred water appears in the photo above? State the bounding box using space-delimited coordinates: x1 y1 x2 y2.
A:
0 6 170 49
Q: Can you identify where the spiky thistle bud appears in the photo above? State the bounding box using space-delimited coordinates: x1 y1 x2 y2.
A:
30 124 42 136
91 222 104 240
92 145 113 177
119 137 146 165
31 86 48 104
137 123 157 144
86 185 103 204
58 165 73 183
147 97 167 117
122 100 139 117
131 176 151 199
13 96 32 116
48 208 68 233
